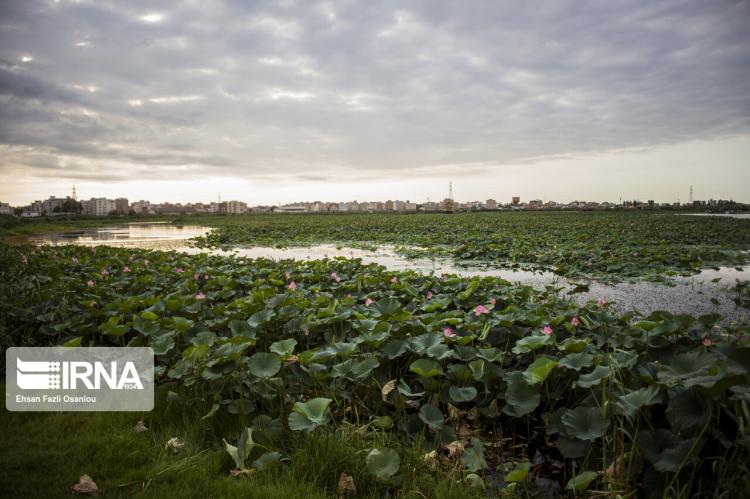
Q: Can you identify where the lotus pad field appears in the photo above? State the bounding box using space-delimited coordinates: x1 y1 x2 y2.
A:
2 242 750 497
193 212 750 282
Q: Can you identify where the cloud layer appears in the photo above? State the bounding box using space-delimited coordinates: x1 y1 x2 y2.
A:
1 0 748 192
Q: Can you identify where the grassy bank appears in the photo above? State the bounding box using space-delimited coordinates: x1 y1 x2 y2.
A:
0 386 474 498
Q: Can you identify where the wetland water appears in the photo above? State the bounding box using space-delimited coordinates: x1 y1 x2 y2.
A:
25 223 750 322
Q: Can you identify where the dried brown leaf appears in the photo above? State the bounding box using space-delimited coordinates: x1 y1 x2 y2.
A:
444 440 465 458
381 380 396 402
337 472 356 498
70 475 100 496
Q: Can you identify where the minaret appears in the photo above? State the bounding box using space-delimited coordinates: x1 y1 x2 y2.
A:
71 186 77 201
689 185 693 204
449 180 453 200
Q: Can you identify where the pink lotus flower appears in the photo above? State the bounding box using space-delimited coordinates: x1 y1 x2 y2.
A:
331 272 341 283
71 256 78 264
474 304 490 316
390 276 398 284
596 298 605 307
86 279 94 288
101 269 109 277
175 267 184 273
427 291 433 300
204 273 209 280
443 327 457 338
123 266 131 273
288 281 297 290
144 259 150 266
284 271 291 280
702 337 712 347
129 255 135 262
193 272 200 280
542 325 553 336
571 316 580 327
490 297 497 306
364 297 374 306
195 291 206 300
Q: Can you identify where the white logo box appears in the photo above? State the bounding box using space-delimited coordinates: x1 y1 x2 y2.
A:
6 347 154 411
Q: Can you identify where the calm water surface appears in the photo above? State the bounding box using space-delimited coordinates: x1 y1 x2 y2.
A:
26 223 750 322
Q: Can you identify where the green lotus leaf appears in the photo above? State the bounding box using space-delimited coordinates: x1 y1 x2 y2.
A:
637 429 697 472
503 371 540 417
366 448 400 481
522 356 558 385
477 347 504 362
223 427 256 469
575 365 611 388
372 415 393 429
469 359 486 381
505 461 532 483
426 343 452 360
657 351 723 388
616 386 662 418
666 388 709 430
171 316 194 333
410 333 442 353
248 352 281 378
381 340 409 359
462 438 488 472
566 470 598 491
132 316 160 336
561 406 610 441
422 296 451 312
269 338 297 357
558 337 589 353
190 331 216 346
372 297 402 319
349 356 380 380
397 380 425 398
150 332 176 355
559 352 595 371
449 385 478 403
512 334 554 354
247 309 275 328
288 397 332 432
228 319 255 338
418 403 445 430
410 359 443 378
251 415 283 444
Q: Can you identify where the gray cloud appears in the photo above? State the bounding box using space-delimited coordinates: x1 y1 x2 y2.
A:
0 0 748 184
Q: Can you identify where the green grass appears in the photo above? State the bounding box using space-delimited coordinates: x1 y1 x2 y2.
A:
0 386 481 499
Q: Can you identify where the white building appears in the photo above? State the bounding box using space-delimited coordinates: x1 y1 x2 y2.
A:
223 200 247 214
0 202 12 215
131 200 154 215
275 205 307 213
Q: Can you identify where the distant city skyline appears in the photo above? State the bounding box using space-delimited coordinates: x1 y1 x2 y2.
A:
1 1 749 204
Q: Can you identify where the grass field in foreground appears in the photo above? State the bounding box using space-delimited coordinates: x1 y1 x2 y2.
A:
0 386 476 499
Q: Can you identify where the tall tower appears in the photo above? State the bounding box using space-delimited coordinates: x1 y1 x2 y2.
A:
689 185 693 204
71 186 77 201
448 181 453 200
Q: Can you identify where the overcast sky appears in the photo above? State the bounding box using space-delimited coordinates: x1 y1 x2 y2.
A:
1 0 749 205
